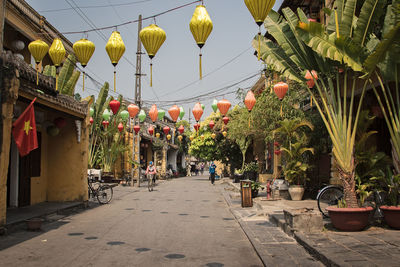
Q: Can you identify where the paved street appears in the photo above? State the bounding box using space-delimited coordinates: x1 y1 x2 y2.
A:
0 176 264 267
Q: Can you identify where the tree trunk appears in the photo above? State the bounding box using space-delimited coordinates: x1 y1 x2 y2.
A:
338 167 358 208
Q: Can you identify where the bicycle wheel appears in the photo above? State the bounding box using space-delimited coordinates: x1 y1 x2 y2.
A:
97 186 113 204
317 186 343 217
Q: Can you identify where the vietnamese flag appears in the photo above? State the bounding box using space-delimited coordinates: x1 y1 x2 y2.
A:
12 98 38 157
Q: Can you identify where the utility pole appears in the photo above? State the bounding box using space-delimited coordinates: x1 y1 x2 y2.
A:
133 15 143 187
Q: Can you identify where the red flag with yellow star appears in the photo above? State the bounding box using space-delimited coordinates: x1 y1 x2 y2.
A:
12 98 38 156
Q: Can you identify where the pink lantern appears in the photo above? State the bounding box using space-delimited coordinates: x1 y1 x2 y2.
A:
178 125 185 134
163 126 170 135
89 117 94 124
209 120 215 129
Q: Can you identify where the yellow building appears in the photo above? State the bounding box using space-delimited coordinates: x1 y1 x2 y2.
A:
0 0 89 228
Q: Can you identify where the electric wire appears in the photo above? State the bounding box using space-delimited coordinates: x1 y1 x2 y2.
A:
39 0 152 13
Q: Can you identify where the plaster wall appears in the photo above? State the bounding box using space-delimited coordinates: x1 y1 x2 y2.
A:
30 128 48 204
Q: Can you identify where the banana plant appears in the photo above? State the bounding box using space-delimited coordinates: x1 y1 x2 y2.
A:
255 0 399 207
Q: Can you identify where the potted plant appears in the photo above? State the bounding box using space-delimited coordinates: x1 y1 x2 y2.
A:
251 181 264 198
243 162 259 181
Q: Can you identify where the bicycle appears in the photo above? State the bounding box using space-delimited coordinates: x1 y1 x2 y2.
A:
88 175 113 204
147 173 155 192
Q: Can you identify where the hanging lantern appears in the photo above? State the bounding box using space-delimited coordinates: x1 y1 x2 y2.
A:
158 109 165 121
178 125 185 134
138 110 146 122
149 104 158 123
109 99 121 114
178 135 183 142
133 125 141 134
168 105 180 122
222 131 227 137
54 117 67 129
49 38 66 91
244 0 276 60
28 39 49 85
223 116 230 125
305 70 318 107
89 107 94 117
201 104 205 110
179 107 185 120
163 126 170 135
148 127 154 136
102 109 111 121
118 122 124 132
201 135 205 140
73 38 95 91
190 5 213 80
245 90 256 111
211 133 216 139
89 117 94 124
209 120 215 129
127 104 139 118
194 123 200 131
190 135 194 141
274 150 282 155
120 110 129 121
217 99 231 116
102 120 109 128
105 31 126 92
156 132 160 138
140 24 166 87
167 134 172 140
192 102 203 122
274 82 289 116
211 99 218 113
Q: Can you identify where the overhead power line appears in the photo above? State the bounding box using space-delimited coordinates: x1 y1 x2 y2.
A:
39 0 152 13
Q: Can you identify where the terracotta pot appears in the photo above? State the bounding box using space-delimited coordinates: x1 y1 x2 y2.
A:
380 206 400 229
326 206 373 231
288 185 305 201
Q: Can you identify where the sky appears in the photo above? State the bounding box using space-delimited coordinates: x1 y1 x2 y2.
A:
26 0 284 122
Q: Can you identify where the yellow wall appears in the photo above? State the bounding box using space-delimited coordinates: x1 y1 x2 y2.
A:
30 128 48 205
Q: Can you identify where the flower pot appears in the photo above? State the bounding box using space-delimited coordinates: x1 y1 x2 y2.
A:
26 218 44 231
380 206 400 229
288 185 305 201
326 206 373 231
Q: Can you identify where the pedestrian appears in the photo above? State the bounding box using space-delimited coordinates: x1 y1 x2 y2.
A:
145 161 157 191
200 162 204 175
209 162 216 185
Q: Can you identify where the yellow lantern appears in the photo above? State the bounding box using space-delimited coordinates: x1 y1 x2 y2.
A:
140 24 166 87
222 131 227 137
189 5 213 80
190 135 194 141
201 135 205 141
167 134 172 140
244 0 276 60
49 38 66 91
156 132 160 138
73 38 95 91
105 31 126 92
28 39 49 85
211 133 216 139
178 135 183 142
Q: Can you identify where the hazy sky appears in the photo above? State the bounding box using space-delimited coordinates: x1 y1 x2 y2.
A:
26 0 284 120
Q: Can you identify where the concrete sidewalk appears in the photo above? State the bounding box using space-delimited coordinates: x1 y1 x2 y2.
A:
222 179 400 267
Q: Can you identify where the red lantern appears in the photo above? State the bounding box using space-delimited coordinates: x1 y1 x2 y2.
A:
274 150 281 155
133 125 140 134
168 105 180 122
109 99 120 114
192 102 203 122
194 123 200 131
89 117 94 124
148 127 154 136
102 120 109 128
244 91 256 111
305 70 318 89
223 116 230 125
274 141 280 147
117 122 124 132
128 104 139 118
163 126 170 135
178 125 185 134
217 99 231 116
209 120 215 129
54 117 67 128
273 82 289 100
149 104 158 122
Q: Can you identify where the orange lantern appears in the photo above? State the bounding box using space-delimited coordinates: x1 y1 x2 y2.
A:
192 102 203 122
168 105 180 122
245 90 256 111
305 70 318 107
217 99 231 116
274 82 289 117
128 104 140 118
149 104 158 123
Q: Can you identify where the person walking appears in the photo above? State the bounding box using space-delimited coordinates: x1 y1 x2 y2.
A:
146 161 157 191
209 162 216 185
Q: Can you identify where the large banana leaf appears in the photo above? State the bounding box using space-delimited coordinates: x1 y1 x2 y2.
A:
340 0 357 37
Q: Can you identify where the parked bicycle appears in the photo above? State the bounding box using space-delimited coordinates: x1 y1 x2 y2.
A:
88 175 113 204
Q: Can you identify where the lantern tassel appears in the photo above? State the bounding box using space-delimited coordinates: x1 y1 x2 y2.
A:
310 96 313 107
150 62 153 87
258 31 261 61
82 72 85 91
280 103 283 117
114 70 116 92
199 53 203 80
36 63 39 85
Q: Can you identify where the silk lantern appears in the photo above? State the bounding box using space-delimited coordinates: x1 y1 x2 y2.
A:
118 122 124 132
244 0 276 60
168 105 180 122
102 120 109 128
211 133 216 139
190 5 213 80
128 104 139 118
179 107 185 120
194 123 200 132
133 125 141 134
89 107 94 117
73 38 95 91
106 31 126 92
201 135 205 140
245 90 256 111
140 24 166 87
190 135 194 141
209 120 215 129
156 132 160 138
273 82 289 116
102 109 111 121
149 104 158 123
211 99 218 113
90 117 94 124
148 127 154 136
120 110 129 121
192 102 203 122
223 116 230 125
138 110 146 122
167 134 172 141
109 99 120 114
201 103 205 110
178 125 185 134
28 39 49 85
163 126 170 135
158 109 165 121
49 38 66 91
217 99 231 116
305 70 318 107
222 131 227 137
178 135 183 142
